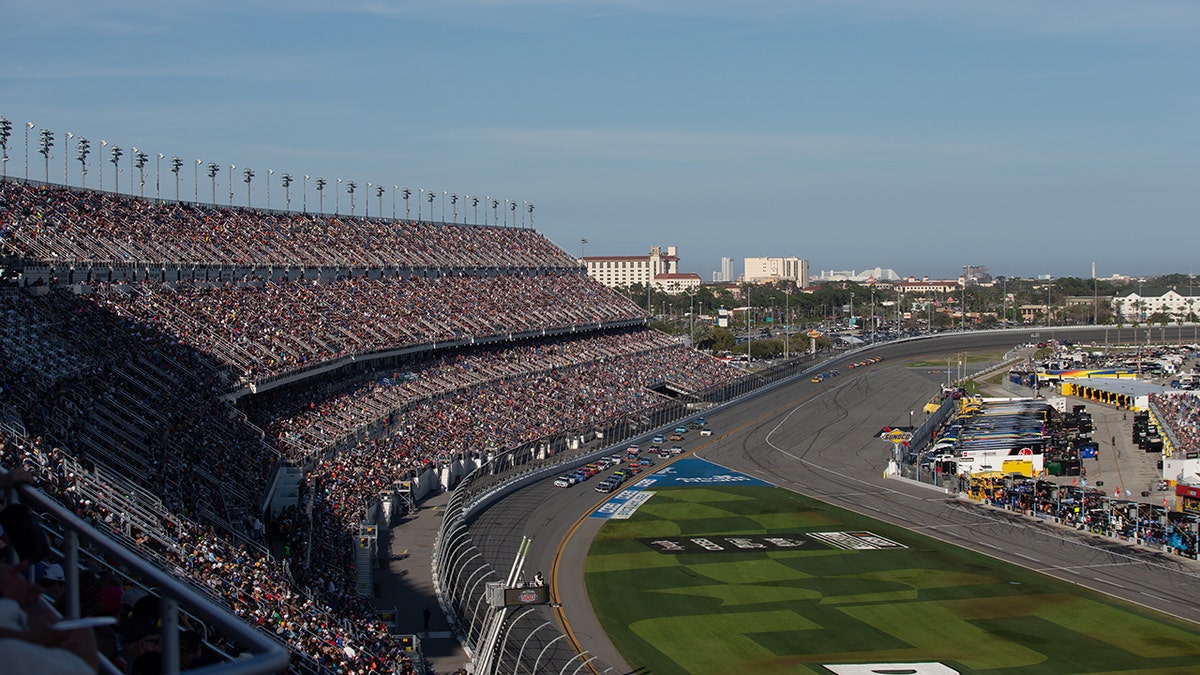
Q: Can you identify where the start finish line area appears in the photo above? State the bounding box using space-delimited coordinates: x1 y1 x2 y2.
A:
582 458 1200 675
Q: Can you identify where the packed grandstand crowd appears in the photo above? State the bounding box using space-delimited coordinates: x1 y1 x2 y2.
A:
1150 392 1200 456
0 178 754 672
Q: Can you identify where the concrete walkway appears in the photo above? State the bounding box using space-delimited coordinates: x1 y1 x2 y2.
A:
374 489 469 674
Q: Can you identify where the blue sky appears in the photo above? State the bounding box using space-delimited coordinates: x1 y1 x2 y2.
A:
3 1 1198 281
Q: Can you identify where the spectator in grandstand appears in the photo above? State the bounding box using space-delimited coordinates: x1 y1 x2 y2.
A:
0 561 99 674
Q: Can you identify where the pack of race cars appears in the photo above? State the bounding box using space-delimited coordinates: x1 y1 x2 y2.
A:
553 418 711 492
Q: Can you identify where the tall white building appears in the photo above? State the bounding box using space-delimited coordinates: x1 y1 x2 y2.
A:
712 257 735 283
581 245 679 289
744 256 809 287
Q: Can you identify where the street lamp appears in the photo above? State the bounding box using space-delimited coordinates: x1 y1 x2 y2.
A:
109 145 123 193
242 167 254 206
0 116 12 179
76 137 90 188
38 128 53 183
784 287 791 359
64 132 73 184
170 156 182 201
315 177 326 212
281 173 293 212
206 162 219 203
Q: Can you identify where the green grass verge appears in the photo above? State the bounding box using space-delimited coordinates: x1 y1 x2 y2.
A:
585 485 1200 674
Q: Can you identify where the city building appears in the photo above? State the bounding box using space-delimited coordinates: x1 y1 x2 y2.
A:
744 256 809 287
1112 287 1200 323
816 268 900 283
580 245 679 289
653 273 703 294
894 278 961 295
711 257 735 283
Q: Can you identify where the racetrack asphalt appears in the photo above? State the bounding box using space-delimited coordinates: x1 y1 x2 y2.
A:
432 326 1200 673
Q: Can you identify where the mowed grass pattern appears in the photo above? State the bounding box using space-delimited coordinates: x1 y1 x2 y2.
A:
584 485 1200 674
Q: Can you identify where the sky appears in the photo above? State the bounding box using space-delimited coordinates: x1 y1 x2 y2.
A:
3 0 1198 281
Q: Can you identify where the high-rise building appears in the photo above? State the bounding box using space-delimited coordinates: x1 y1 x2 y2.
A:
744 256 809 287
713 257 735 283
580 245 679 289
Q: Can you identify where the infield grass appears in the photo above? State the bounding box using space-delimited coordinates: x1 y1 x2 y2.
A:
585 485 1200 675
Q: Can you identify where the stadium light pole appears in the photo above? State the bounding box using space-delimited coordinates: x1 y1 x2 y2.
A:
267 169 273 210
156 153 164 200
228 164 236 207
207 162 219 204
510 200 516 229
522 200 527 228
303 175 310 213
38 128 53 183
450 193 457 223
472 195 479 225
376 184 384 219
427 189 434 222
0 116 12 179
347 180 357 216
403 187 411 220
194 158 201 202
281 173 292 212
129 147 136 194
76 137 90 188
99 140 107 189
170 156 182 201
392 185 398 220
441 190 447 223
315 177 326 212
491 198 499 227
64 131 73 184
242 167 254 206
365 182 371 218
24 121 34 179
580 238 587 260
134 150 148 197
108 145 122 193
336 178 342 214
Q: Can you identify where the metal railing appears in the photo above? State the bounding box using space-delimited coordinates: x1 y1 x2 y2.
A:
2 467 290 675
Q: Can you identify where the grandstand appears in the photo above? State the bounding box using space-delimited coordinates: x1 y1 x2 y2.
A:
1 172 757 673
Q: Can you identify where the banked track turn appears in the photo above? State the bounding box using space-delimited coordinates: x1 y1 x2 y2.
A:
460 327 1200 672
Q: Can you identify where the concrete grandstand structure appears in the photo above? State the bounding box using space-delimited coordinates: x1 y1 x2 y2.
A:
0 175 770 673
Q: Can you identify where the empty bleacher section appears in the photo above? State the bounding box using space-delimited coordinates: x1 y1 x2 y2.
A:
0 176 760 673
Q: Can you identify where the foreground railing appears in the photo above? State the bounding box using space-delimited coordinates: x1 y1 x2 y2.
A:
2 467 290 675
